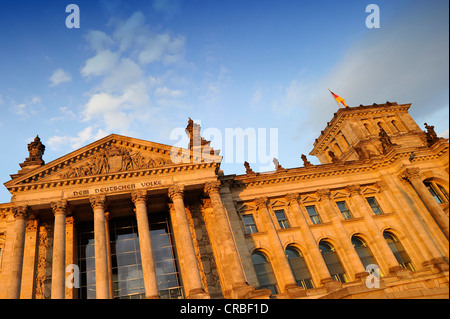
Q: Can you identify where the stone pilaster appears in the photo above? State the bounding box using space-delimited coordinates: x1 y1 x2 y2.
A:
285 193 337 290
317 189 367 280
402 168 449 238
168 185 209 299
204 181 254 298
255 197 305 297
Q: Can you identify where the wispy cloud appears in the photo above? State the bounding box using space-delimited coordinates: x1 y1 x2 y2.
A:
48 10 189 150
49 69 72 87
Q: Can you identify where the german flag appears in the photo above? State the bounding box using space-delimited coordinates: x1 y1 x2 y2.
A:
329 89 349 108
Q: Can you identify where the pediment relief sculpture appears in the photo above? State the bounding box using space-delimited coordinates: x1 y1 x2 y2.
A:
59 143 173 179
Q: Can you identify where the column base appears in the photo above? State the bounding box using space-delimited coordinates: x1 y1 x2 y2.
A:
145 295 160 299
284 284 307 298
187 288 210 299
422 257 449 273
229 282 257 299
321 277 342 292
388 266 413 279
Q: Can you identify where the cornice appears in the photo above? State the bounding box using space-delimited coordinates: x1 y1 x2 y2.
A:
233 142 448 188
6 161 219 195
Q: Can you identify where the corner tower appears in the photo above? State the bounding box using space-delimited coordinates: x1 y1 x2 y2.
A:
309 102 441 164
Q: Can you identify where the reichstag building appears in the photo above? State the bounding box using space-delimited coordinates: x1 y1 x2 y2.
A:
0 102 448 299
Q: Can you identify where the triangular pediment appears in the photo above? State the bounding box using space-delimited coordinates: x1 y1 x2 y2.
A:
6 134 221 188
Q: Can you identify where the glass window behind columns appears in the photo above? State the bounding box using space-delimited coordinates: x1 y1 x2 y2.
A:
149 213 184 299
77 213 183 299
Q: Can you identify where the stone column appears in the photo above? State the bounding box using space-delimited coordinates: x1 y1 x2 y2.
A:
6 205 30 299
346 185 403 274
204 181 253 298
104 212 114 298
377 179 449 272
285 193 335 287
132 190 159 299
89 195 110 299
255 197 302 294
51 200 68 299
317 189 367 280
402 168 449 238
168 185 209 299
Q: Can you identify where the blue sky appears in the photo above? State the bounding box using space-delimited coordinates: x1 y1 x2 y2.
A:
0 0 448 204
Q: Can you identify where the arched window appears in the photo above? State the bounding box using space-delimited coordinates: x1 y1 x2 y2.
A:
285 246 314 289
251 251 279 295
319 241 349 283
383 231 415 272
424 180 449 204
351 236 379 272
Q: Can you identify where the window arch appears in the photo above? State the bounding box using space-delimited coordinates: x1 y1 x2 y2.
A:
251 251 279 295
318 241 349 283
383 231 415 272
423 179 449 204
285 246 314 289
351 235 379 272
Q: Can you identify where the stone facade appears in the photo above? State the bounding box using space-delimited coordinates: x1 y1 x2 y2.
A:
0 102 448 299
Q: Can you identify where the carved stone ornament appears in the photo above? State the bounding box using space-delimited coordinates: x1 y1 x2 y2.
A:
424 123 439 147
402 167 421 181
59 143 173 179
285 193 300 203
89 195 107 210
20 135 45 168
11 205 31 220
244 161 256 174
345 184 362 195
301 154 313 167
168 184 185 201
316 188 332 198
204 181 221 196
132 190 148 205
255 197 269 209
378 126 396 154
51 200 68 215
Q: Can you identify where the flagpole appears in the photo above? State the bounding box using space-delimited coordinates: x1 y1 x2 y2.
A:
328 88 342 108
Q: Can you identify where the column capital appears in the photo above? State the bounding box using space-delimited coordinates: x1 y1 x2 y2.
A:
203 180 221 196
131 190 148 205
345 184 362 195
285 193 300 203
51 200 68 216
316 188 332 199
168 184 185 201
255 196 269 209
90 195 107 210
11 205 31 220
401 167 421 181
375 181 389 192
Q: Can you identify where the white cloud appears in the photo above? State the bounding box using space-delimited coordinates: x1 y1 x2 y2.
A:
48 126 109 151
81 50 119 77
13 103 27 116
153 0 181 17
439 129 449 139
85 30 114 53
50 69 72 87
272 80 306 115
